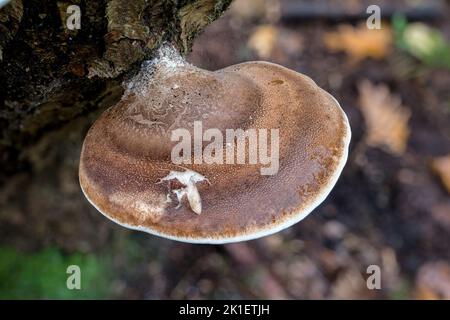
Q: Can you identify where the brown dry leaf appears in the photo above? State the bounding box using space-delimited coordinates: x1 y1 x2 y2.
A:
358 80 411 155
248 26 303 62
415 261 450 300
431 155 450 194
324 23 392 61
248 25 278 59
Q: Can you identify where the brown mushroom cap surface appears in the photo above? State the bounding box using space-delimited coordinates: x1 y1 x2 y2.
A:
79 60 351 243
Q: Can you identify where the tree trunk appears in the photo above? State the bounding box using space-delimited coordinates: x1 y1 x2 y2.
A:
0 0 232 179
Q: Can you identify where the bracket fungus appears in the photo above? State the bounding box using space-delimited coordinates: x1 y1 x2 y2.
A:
79 48 351 244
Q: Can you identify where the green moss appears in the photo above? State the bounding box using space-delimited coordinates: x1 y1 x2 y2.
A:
0 246 113 299
393 14 450 69
388 278 412 300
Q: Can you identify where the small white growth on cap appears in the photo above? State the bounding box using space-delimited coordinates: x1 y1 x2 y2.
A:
125 45 189 97
158 168 210 215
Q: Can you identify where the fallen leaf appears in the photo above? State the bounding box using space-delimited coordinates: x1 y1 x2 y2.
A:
358 80 411 155
248 25 278 59
248 25 303 61
431 155 450 194
324 23 392 61
415 261 450 300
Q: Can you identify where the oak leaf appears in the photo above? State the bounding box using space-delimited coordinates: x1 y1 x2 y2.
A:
431 155 450 194
358 80 411 155
324 23 392 61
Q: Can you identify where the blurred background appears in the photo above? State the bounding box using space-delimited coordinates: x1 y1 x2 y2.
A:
1 0 450 299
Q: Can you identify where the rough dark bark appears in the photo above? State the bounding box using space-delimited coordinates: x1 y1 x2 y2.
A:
0 0 232 180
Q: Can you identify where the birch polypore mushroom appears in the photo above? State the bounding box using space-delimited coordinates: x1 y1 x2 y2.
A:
79 50 351 244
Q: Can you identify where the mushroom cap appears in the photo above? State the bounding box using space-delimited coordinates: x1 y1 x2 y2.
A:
79 61 351 244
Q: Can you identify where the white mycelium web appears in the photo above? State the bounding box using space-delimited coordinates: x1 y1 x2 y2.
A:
125 45 189 97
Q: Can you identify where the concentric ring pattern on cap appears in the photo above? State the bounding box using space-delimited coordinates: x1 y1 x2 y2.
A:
79 61 351 244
